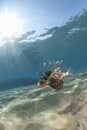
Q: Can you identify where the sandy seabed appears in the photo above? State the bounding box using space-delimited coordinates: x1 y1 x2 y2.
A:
0 72 87 130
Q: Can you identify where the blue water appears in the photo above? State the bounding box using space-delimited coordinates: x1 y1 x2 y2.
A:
0 10 87 130
0 10 87 88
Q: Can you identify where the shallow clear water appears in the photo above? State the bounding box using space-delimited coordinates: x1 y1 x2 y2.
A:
0 8 87 130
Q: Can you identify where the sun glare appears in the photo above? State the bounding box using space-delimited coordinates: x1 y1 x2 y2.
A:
0 12 22 37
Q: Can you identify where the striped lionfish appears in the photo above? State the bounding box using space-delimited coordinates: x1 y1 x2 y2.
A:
37 60 69 90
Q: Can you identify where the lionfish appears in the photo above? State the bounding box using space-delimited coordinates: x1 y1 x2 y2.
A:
37 60 69 91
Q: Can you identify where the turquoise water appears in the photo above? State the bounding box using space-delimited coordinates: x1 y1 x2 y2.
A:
0 10 87 130
0 10 87 83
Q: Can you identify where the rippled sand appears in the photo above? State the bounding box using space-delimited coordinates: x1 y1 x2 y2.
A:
0 72 87 130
